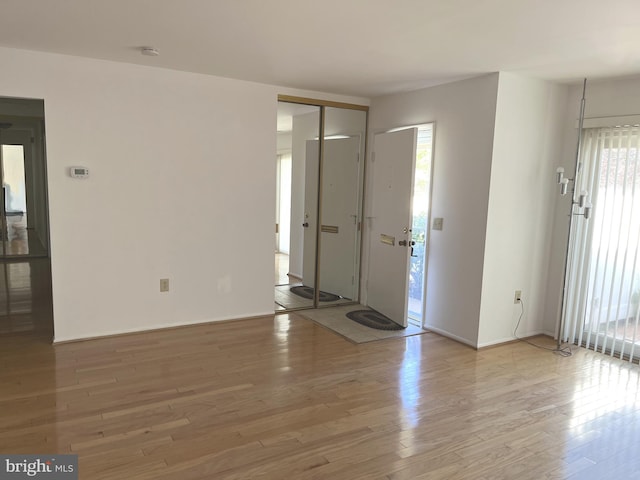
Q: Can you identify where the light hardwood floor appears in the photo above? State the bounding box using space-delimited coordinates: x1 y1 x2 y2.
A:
0 258 53 336
1 314 640 479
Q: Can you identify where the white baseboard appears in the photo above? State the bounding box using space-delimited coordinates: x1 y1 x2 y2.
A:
476 329 553 349
424 324 477 348
53 310 275 344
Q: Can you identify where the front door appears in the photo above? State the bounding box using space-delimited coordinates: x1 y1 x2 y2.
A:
367 128 417 327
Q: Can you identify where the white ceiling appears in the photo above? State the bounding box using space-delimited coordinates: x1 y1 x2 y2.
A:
1 0 639 97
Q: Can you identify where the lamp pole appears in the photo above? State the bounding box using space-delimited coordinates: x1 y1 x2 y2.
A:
556 79 587 349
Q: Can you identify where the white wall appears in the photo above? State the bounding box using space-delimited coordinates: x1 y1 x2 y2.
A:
544 75 640 336
2 42 600 348
276 132 292 154
0 46 367 341
477 73 568 347
368 74 500 346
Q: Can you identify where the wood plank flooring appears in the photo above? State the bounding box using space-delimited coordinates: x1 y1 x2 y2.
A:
1 313 640 479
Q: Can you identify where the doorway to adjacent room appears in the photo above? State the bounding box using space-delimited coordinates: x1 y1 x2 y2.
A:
0 97 53 341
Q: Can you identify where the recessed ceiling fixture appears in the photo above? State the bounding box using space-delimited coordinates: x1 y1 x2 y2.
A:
141 47 159 57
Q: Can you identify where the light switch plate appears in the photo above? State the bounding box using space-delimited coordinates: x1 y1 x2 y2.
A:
433 218 444 231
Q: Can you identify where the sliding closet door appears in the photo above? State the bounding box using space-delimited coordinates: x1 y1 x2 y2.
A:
274 100 367 311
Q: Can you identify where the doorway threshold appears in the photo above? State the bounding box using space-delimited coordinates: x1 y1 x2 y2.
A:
298 304 428 344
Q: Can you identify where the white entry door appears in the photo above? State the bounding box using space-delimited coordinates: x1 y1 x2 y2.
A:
367 128 417 327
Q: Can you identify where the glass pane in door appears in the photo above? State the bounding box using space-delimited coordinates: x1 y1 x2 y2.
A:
1 145 28 256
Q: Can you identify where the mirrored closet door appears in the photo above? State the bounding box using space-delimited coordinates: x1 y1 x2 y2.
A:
274 98 367 311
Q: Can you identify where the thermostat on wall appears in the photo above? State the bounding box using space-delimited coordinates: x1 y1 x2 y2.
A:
69 166 89 178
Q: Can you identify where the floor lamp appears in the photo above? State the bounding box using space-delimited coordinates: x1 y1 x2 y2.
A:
555 79 592 350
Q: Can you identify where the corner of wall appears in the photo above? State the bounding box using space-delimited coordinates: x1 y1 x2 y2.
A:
478 74 569 347
368 73 501 348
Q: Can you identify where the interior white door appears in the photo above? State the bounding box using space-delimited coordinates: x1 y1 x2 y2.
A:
319 136 360 299
367 128 417 327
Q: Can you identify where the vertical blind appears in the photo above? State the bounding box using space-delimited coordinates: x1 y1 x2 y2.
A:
563 126 640 362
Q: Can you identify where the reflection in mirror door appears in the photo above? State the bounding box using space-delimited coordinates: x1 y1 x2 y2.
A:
302 139 319 292
275 102 320 310
318 137 360 302
274 100 367 312
317 107 367 307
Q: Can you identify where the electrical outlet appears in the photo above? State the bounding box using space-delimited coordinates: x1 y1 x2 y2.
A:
514 290 522 304
160 278 170 292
